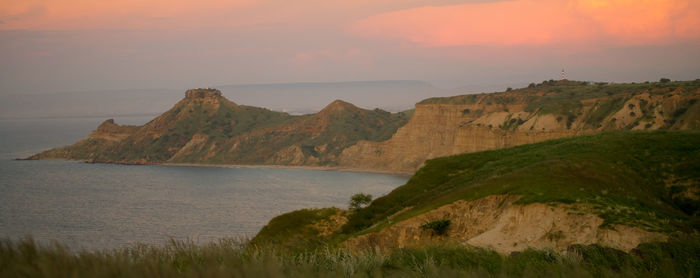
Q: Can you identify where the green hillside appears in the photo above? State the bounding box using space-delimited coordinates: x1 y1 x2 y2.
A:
342 131 700 236
167 100 412 165
101 99 293 162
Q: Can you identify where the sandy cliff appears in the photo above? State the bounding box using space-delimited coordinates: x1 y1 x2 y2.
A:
339 83 700 172
346 195 666 254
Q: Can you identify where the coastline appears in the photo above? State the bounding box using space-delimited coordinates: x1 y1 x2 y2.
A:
20 157 413 177
160 163 414 177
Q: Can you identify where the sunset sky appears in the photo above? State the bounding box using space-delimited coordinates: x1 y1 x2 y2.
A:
1 0 699 94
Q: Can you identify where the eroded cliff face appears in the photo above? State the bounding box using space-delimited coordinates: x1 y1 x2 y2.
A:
339 87 700 172
346 195 666 254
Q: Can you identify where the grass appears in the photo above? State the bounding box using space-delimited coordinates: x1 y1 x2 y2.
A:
342 131 700 234
420 80 700 106
2 236 699 277
250 208 342 252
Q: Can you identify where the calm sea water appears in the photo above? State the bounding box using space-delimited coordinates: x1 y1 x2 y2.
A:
0 116 408 251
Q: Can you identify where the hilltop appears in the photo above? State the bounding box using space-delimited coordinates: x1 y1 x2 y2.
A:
253 131 700 254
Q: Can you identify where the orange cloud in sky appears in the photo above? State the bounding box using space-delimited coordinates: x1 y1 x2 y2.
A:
350 0 700 47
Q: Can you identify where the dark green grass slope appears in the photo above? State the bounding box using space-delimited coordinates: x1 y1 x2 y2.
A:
343 131 700 234
250 208 342 252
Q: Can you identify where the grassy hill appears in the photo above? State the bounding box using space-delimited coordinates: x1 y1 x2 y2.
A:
167 100 412 165
252 131 699 255
343 131 699 235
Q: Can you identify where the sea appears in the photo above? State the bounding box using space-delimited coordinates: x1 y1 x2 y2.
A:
0 116 408 251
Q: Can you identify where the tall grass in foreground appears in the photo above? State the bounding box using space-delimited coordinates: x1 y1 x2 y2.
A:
1 237 699 277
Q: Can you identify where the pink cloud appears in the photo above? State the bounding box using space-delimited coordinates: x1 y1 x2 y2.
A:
0 0 256 30
349 0 700 47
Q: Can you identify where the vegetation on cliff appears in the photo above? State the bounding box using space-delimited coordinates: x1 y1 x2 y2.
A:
29 89 411 166
343 131 699 235
252 131 699 255
419 79 700 130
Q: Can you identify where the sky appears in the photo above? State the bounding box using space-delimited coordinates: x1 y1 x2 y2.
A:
1 0 700 96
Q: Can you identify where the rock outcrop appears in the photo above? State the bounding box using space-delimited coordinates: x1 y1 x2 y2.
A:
185 88 223 99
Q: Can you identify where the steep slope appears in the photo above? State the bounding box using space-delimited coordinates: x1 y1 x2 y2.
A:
254 131 700 253
339 80 700 172
29 89 411 166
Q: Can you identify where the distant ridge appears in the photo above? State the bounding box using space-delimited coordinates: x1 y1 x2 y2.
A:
28 89 411 167
28 79 700 173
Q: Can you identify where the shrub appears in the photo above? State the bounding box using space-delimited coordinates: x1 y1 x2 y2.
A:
673 108 688 118
349 193 372 210
420 219 451 236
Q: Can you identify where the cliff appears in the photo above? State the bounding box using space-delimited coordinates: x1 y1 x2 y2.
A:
254 131 700 254
29 80 700 172
338 80 700 172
